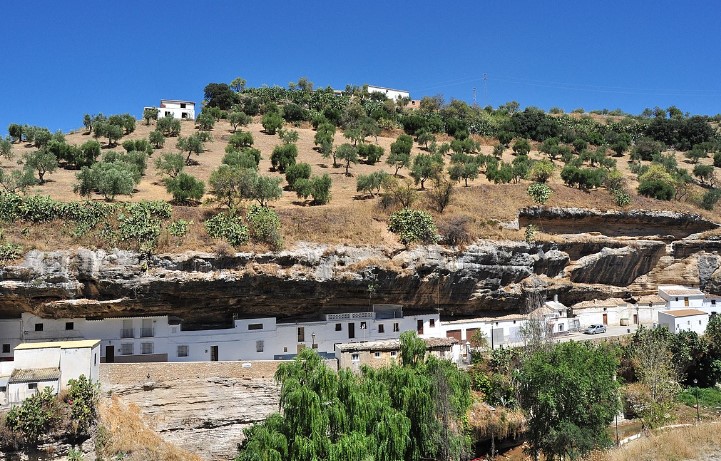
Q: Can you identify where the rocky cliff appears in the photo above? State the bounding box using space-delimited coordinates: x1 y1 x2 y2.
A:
0 209 719 326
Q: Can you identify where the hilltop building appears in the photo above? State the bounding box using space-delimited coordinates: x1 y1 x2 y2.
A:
366 85 410 101
144 99 195 120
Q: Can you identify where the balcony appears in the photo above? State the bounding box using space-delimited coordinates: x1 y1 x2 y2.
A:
120 328 135 339
140 328 155 338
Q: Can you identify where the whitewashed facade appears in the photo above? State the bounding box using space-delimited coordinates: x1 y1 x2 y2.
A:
367 85 410 101
13 306 440 363
658 285 705 309
6 340 100 405
145 99 195 120
658 309 709 335
0 319 22 363
571 298 630 327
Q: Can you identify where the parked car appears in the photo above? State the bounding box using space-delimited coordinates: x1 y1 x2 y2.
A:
584 324 607 334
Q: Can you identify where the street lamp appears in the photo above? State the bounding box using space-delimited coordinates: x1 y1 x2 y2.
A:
694 378 700 423
312 333 317 350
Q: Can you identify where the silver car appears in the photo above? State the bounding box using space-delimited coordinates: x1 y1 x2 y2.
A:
584 324 607 335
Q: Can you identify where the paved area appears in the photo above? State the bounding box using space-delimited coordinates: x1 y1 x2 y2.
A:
559 324 641 343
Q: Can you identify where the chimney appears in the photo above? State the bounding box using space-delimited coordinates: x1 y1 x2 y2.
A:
554 294 559 303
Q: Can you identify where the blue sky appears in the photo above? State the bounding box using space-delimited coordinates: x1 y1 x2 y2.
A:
2 1 720 132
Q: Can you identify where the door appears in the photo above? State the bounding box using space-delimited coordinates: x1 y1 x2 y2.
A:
210 346 218 362
348 322 355 339
417 320 424 335
105 346 115 363
633 314 638 325
602 313 608 325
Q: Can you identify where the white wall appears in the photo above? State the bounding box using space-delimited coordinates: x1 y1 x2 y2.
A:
367 86 410 101
658 312 709 335
60 345 99 388
14 348 61 370
0 319 21 361
8 380 59 405
157 100 195 120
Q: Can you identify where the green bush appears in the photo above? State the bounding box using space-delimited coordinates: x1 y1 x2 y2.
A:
247 205 283 249
527 183 552 204
0 241 23 261
612 189 632 207
168 219 192 237
295 174 332 205
388 208 439 245
638 179 675 200
165 172 205 204
65 375 100 437
270 143 297 173
357 144 385 164
5 387 61 445
117 201 171 251
261 112 284 135
284 163 311 190
700 188 721 210
205 211 249 247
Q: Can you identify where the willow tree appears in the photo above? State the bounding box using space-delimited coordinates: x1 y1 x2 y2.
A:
236 332 471 461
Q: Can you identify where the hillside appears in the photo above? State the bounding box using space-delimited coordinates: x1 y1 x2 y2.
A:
1 113 720 253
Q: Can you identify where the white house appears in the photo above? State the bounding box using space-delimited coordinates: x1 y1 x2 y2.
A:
6 340 100 405
367 85 410 101
630 294 668 325
658 285 705 309
335 337 460 372
15 305 441 364
0 318 22 362
145 99 195 120
703 295 721 315
658 309 709 335
571 298 629 327
440 313 526 353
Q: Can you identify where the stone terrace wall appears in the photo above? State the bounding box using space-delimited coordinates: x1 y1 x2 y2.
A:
100 360 282 386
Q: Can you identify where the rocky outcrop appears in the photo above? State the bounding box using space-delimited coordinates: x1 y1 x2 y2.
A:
567 241 666 286
519 207 717 239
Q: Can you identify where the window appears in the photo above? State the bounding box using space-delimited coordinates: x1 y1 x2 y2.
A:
180 103 186 108
335 323 342 331
700 320 703 325
94 353 97 366
283 346 288 353
360 321 367 330
141 319 154 337
2 344 9 353
685 297 690 307
430 319 436 328
177 345 189 357
0 386 6 393
393 323 399 332
390 351 398 357
34 323 43 332
256 340 264 352
28 383 37 390
712 300 717 306
297 327 305 342
351 353 360 362
374 352 381 358
248 323 263 330
65 322 74 330
141 343 154 355
378 324 384 334
120 343 134 355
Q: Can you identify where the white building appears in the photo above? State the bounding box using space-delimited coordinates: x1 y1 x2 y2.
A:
571 298 630 327
658 309 709 335
441 313 526 353
367 85 410 101
145 99 195 120
336 337 460 372
703 295 721 316
0 318 22 362
630 294 668 325
5 340 100 405
14 305 441 364
658 285 705 309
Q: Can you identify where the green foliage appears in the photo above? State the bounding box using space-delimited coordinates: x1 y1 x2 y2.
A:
356 171 389 197
148 130 165 149
677 386 721 409
196 112 216 131
177 133 205 164
5 387 61 445
637 164 676 200
612 188 632 207
122 139 153 156
387 134 413 175
528 159 555 183
388 208 439 245
167 219 191 237
229 111 251 132
527 182 552 204
222 149 260 170
0 241 23 261
117 201 170 251
512 138 531 156
560 165 606 190
335 143 359 176
205 211 249 247
66 375 100 437
524 224 537 244
409 153 444 189
295 174 332 205
252 175 283 207
143 107 159 125
204 82 238 110
357 143 384 164
448 153 482 187
209 165 257 209
23 149 58 184
714 151 721 168
427 179 454 213
165 172 205 204
278 128 299 145
80 162 138 201
8 123 23 143
154 152 185 179
0 168 37 194
693 163 715 185
518 342 619 460
247 204 283 249
0 137 12 159
701 188 721 210
157 115 181 137
228 131 254 149
285 162 311 190
271 143 298 173
262 112 284 135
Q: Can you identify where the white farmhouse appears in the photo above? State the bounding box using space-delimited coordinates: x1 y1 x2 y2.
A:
366 85 410 101
6 340 100 405
571 298 629 327
630 294 668 325
145 99 195 120
658 285 705 309
658 309 709 335
440 313 526 352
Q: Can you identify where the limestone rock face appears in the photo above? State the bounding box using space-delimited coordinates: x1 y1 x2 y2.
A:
567 242 666 286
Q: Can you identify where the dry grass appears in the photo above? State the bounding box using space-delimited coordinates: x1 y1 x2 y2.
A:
587 423 721 461
97 396 203 461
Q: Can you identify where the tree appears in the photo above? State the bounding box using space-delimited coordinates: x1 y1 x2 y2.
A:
388 208 439 245
94 122 123 146
76 140 101 168
5 387 61 446
229 111 251 132
357 144 384 165
66 375 100 438
204 82 237 110
196 112 216 131
177 133 205 164
89 162 138 201
527 182 552 204
253 175 283 206
285 162 311 190
518 342 619 460
410 153 444 189
23 149 58 184
149 130 165 148
427 179 453 213
155 152 185 179
278 129 299 145
528 159 555 183
271 143 298 173
209 165 258 209
693 164 715 185
8 123 23 143
228 131 254 149
335 143 358 176
512 138 531 156
0 137 13 159
416 129 436 149
165 172 205 204
356 171 389 197
230 76 246 93
388 134 413 176
448 153 481 187
223 149 260 170
262 112 284 135
0 168 37 193
295 174 332 205
157 115 181 137
143 107 159 125
637 164 676 200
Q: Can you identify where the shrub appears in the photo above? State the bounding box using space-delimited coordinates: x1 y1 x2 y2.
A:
637 164 676 200
228 131 254 149
701 188 721 210
356 171 388 197
285 163 311 190
295 174 332 205
527 183 552 204
5 387 61 445
528 160 555 183
388 208 439 245
149 130 165 148
65 374 100 437
205 211 249 247
262 112 284 135
439 216 472 246
167 219 191 237
247 205 283 249
154 152 185 178
427 179 453 213
0 241 23 261
357 144 385 164
165 172 205 204
612 189 632 207
157 115 181 137
118 202 169 251
714 151 721 168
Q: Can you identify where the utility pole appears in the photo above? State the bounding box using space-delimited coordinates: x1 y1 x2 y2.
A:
483 73 488 106
472 87 477 107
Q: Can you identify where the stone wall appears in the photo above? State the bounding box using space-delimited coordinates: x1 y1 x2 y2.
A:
100 360 282 385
